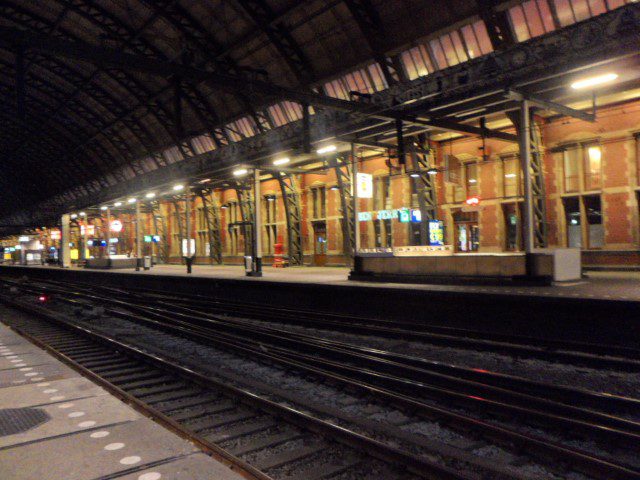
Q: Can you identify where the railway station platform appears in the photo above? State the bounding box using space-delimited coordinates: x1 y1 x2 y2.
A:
0 314 247 480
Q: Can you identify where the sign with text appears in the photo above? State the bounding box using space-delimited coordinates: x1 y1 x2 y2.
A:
428 220 444 246
356 173 373 198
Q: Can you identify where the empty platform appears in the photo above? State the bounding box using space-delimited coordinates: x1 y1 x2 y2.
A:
0 319 246 480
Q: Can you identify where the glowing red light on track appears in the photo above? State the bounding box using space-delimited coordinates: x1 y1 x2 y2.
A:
38 295 48 302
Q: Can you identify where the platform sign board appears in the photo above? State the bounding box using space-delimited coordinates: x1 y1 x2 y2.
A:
152 235 161 243
377 209 398 220
144 235 152 243
428 220 444 246
80 225 95 235
398 209 411 223
358 212 372 222
410 209 422 222
50 230 61 240
356 173 373 198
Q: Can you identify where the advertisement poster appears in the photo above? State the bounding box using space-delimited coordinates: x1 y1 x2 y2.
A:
356 173 373 198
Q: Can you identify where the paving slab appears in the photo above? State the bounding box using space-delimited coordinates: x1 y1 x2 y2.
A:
115 452 247 480
0 359 77 388
0 351 53 371
0 376 109 409
0 393 139 448
0 418 204 480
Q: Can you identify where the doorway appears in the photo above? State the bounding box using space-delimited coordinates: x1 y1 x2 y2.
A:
502 202 522 251
453 211 479 252
312 221 327 266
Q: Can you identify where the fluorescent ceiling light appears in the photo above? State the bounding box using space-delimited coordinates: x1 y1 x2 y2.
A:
410 173 420 178
128 198 137 203
233 168 248 176
100 206 108 211
504 173 517 178
427 168 438 175
79 212 86 217
273 157 290 166
114 202 123 207
173 184 184 191
198 178 211 184
468 179 477 183
316 145 337 154
571 73 618 90
145 192 156 199
70 213 78 219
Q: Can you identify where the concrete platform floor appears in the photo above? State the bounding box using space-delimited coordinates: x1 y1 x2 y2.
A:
0 321 246 480
4 263 640 302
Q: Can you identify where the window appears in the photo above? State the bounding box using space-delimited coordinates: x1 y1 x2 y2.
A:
553 0 632 27
323 64 389 100
564 195 604 248
584 195 604 248
460 21 494 59
584 144 602 190
196 207 208 256
509 0 556 41
563 146 580 192
445 154 462 185
311 187 326 220
263 195 277 255
465 162 478 197
502 156 522 197
373 177 392 247
401 45 434 80
225 201 241 255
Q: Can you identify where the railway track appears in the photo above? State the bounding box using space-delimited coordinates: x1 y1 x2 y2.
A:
1 278 639 479
33 277 640 371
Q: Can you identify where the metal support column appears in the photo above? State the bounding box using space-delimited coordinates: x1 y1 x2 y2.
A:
409 135 438 244
184 189 193 274
60 214 70 268
82 216 89 263
352 145 360 254
198 190 223 264
248 168 263 277
150 202 169 264
106 208 111 259
135 201 141 271
332 155 356 259
519 100 535 275
276 173 303 266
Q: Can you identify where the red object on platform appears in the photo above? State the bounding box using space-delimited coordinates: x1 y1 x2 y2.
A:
273 235 288 267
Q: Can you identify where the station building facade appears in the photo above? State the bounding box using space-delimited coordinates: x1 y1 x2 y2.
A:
5 96 639 269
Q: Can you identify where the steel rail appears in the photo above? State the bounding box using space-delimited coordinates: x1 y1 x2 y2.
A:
4 283 639 480
0 294 473 480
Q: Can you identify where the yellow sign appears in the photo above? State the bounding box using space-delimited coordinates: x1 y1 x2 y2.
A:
356 173 373 198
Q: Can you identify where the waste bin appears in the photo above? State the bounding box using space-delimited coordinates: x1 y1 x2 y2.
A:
244 255 252 273
143 256 152 270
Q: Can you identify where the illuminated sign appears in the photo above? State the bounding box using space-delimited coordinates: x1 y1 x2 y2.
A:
110 220 123 232
182 239 196 256
377 209 398 220
144 235 152 243
356 173 373 198
109 238 119 244
18 236 30 242
411 209 422 222
428 220 444 246
152 235 161 243
80 225 95 235
358 212 372 222
465 196 480 206
398 209 411 223
50 230 61 240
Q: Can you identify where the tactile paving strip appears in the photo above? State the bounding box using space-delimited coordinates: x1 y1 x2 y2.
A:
0 408 50 436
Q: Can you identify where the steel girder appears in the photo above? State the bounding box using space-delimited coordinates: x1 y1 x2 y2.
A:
506 110 548 248
197 189 223 264
408 134 438 245
234 0 314 84
172 198 187 258
149 201 170 263
331 156 356 258
343 0 407 86
276 173 303 266
234 183 254 257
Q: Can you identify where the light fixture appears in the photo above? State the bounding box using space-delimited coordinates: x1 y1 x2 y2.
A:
330 185 340 191
571 73 618 90
427 168 438 175
128 198 137 204
233 168 248 176
79 212 86 217
468 179 477 183
273 157 290 166
504 173 517 178
410 173 420 178
317 145 337 155
145 192 156 199
221 204 228 209
114 202 123 207
173 184 184 191
198 178 211 184
70 213 78 219
100 206 108 211
267 196 275 202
